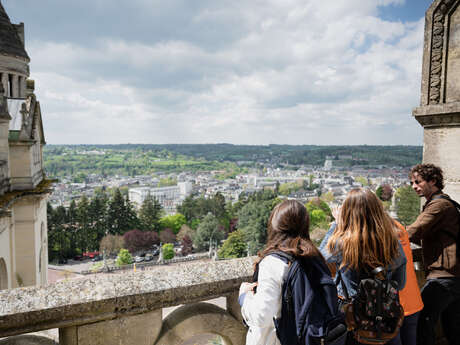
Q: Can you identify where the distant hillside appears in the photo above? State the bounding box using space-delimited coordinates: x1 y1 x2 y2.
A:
43 144 422 178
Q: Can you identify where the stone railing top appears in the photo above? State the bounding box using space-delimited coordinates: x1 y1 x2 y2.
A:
0 257 254 337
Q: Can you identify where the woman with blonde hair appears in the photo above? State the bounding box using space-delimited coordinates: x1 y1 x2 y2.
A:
320 188 407 344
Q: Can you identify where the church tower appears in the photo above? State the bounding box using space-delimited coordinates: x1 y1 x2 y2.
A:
0 1 51 289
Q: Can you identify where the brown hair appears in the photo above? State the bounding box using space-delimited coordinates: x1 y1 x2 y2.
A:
255 200 323 268
327 188 399 271
409 163 444 190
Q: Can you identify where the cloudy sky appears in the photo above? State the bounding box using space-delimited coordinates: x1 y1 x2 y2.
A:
3 0 432 145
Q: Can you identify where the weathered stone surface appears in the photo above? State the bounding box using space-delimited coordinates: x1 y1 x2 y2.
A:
446 4 460 102
155 302 246 345
417 0 460 106
0 335 57 345
59 309 162 345
413 0 460 203
0 257 254 337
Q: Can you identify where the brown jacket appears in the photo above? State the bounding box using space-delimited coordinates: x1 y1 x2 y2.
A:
407 192 460 279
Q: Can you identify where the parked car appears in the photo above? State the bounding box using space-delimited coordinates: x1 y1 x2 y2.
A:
144 253 153 261
73 255 83 261
134 256 144 263
151 248 160 256
91 255 103 262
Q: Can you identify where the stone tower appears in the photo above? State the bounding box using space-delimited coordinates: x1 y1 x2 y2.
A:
0 1 51 290
413 0 460 201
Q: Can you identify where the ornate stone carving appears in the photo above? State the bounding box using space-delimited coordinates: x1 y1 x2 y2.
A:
430 3 446 103
428 0 459 104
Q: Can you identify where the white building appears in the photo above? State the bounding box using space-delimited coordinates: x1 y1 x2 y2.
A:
129 182 193 214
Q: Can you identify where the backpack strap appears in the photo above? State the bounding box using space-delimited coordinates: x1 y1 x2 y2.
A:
269 250 295 264
336 269 351 301
431 194 460 256
432 194 460 209
252 250 295 284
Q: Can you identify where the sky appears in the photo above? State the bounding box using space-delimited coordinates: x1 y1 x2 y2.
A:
3 0 433 145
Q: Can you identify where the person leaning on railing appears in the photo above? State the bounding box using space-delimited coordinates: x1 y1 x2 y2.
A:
407 164 460 345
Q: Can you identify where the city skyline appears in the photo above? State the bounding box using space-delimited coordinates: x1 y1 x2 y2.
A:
4 0 432 145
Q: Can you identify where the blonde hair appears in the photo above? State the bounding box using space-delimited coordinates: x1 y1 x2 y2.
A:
327 188 399 270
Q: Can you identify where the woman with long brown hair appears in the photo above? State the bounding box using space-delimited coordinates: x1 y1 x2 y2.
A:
320 188 407 343
238 200 336 345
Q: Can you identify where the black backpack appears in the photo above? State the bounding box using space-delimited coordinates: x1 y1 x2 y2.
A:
338 267 404 345
432 194 460 258
253 251 347 345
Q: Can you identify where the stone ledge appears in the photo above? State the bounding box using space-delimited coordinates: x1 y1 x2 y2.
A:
413 102 460 116
0 257 254 337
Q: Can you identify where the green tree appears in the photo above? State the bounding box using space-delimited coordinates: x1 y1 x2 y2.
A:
162 243 175 260
47 203 60 262
321 191 334 203
159 213 187 234
177 196 196 223
193 213 224 251
107 189 139 235
395 185 420 225
238 201 274 255
310 209 326 228
77 194 91 252
306 198 332 217
54 205 72 260
139 194 163 231
88 190 108 250
107 188 125 235
211 192 228 221
355 176 368 186
158 177 177 187
218 230 247 259
278 181 303 196
67 200 78 256
116 248 133 266
305 198 332 230
123 195 140 232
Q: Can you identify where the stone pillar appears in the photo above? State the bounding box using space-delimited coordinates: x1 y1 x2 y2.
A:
413 0 460 202
18 77 25 98
59 310 162 345
11 75 19 98
226 292 243 322
1 74 8 97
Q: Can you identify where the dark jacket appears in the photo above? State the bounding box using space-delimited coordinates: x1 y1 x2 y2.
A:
407 192 460 279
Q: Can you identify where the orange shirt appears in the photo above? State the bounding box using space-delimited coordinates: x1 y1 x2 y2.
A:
394 220 424 316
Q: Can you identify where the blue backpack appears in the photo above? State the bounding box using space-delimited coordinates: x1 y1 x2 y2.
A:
253 251 347 345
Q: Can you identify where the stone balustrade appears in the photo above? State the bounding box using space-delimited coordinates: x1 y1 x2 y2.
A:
0 257 254 345
0 249 445 345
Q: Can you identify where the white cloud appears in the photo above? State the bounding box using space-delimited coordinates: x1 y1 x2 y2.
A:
20 0 425 145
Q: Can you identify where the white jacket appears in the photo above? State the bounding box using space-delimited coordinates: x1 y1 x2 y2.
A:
240 255 289 345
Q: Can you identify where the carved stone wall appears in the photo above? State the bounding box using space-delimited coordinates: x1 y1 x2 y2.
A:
414 0 460 201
